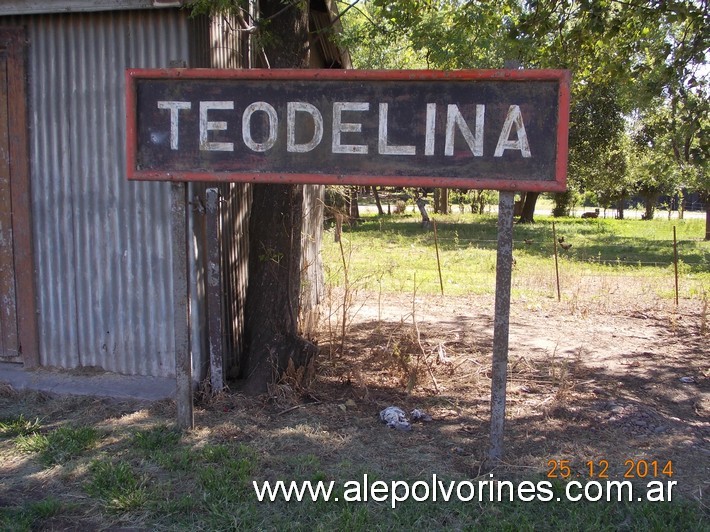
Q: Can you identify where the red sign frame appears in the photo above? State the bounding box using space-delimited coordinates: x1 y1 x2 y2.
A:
126 68 570 192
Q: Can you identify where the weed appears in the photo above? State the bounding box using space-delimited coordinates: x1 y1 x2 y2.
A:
85 460 149 512
15 432 49 455
132 424 181 453
0 497 64 531
39 426 98 465
0 414 41 437
16 426 98 466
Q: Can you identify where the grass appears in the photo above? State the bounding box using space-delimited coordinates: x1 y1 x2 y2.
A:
0 497 66 531
0 414 41 437
85 460 149 512
0 399 707 530
322 212 709 299
15 425 99 466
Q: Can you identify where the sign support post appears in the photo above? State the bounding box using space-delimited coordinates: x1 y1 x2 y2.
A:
488 191 515 463
171 182 194 430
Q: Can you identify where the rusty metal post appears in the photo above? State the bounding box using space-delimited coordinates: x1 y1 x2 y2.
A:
171 182 193 430
205 188 224 394
488 191 515 463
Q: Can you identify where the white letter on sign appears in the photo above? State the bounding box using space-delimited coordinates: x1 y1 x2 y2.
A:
332 102 369 154
378 103 416 155
494 105 531 157
287 102 323 153
425 103 436 156
242 102 278 152
445 104 484 157
200 101 234 151
157 101 191 150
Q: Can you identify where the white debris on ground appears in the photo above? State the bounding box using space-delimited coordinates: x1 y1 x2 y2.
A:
379 406 433 431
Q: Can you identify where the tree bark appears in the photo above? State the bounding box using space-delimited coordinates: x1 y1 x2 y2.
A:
434 188 449 214
517 192 539 224
240 0 317 394
373 186 384 215
347 186 360 223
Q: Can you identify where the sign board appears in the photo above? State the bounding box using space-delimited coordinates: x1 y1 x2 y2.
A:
127 69 569 191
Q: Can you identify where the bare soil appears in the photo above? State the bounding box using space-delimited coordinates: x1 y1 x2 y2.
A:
1 291 708 521
313 291 708 497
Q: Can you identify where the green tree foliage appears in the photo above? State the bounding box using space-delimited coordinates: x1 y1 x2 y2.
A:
339 1 708 224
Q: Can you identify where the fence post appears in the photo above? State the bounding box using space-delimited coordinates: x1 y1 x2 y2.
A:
552 222 561 302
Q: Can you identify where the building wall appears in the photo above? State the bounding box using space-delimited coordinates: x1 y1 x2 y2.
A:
1 9 203 377
2 4 332 382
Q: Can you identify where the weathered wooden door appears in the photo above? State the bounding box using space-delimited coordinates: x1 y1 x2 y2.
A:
0 28 37 366
0 31 19 362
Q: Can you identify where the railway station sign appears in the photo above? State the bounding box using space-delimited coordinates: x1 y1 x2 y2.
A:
127 69 569 191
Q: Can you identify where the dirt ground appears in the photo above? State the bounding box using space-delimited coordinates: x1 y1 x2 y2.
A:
311 291 708 497
1 290 708 521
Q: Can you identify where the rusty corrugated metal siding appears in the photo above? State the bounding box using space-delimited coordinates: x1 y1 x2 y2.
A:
3 5 327 381
209 17 250 379
4 9 196 376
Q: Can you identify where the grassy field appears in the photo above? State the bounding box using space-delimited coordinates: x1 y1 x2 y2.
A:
322 211 709 301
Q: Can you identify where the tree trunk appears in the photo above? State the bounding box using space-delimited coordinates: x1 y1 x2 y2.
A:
517 192 539 223
434 188 449 214
617 197 625 219
373 186 384 215
552 191 572 217
642 194 657 220
348 186 360 223
416 196 430 226
240 0 317 394
704 193 710 241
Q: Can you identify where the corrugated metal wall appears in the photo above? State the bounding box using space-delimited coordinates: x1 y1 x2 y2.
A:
5 9 200 377
2 5 326 382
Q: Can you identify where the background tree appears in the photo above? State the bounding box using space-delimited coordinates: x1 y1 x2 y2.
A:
189 0 318 393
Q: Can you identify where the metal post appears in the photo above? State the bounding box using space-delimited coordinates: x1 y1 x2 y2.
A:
171 182 193 430
488 191 515 463
673 226 679 306
206 188 224 394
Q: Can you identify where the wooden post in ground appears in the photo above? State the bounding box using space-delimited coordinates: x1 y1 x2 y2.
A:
673 226 679 306
488 191 515 463
206 188 224 394
171 183 193 430
552 222 561 302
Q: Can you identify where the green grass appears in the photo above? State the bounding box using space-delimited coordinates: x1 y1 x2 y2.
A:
16 425 99 466
323 212 709 298
85 460 149 512
3 419 707 530
0 414 41 437
0 497 66 532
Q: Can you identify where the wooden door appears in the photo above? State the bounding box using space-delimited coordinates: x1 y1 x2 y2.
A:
0 28 37 366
